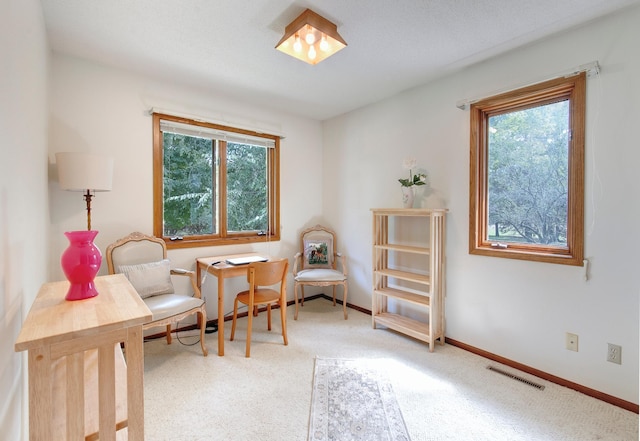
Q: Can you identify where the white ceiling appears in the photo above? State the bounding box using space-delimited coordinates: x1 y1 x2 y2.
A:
40 0 639 121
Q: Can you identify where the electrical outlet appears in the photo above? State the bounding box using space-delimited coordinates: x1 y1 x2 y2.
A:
565 333 578 352
607 343 622 364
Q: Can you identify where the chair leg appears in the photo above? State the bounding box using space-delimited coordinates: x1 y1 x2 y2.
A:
343 283 348 320
199 309 208 356
245 301 253 358
294 282 299 320
301 286 305 306
267 304 272 331
230 298 239 341
332 285 337 306
166 324 172 344
280 300 288 346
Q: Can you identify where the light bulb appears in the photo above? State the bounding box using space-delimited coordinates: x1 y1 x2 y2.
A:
293 34 302 53
308 45 317 60
305 26 316 45
319 35 329 52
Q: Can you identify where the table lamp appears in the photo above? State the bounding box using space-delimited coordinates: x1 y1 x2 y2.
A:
56 152 114 300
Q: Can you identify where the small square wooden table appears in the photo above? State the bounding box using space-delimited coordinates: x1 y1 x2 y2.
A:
196 253 273 356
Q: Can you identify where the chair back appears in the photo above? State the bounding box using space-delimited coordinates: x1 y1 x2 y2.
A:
106 232 167 274
247 259 288 288
299 225 337 271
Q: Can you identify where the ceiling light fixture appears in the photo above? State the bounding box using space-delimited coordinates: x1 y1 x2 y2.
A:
275 9 347 65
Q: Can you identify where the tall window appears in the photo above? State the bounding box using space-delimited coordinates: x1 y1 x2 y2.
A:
153 113 280 248
469 73 585 265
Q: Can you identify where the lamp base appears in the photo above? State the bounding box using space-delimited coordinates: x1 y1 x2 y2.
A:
61 230 102 301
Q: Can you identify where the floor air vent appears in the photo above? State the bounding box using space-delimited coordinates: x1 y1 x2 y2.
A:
487 366 545 390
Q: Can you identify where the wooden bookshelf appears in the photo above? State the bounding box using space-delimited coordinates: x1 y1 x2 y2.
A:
371 208 447 351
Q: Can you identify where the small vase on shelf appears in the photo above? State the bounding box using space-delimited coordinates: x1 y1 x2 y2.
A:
401 186 415 208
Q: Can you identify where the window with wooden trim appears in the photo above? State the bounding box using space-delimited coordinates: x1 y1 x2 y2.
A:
152 113 280 248
469 73 585 265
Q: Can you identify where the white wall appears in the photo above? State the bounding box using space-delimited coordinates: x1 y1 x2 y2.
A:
323 6 640 404
0 0 50 438
48 54 325 322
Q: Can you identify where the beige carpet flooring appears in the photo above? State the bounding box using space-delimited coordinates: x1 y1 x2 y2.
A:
142 298 638 441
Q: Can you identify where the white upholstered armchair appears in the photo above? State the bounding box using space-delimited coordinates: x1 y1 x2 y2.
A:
293 224 348 320
106 232 208 356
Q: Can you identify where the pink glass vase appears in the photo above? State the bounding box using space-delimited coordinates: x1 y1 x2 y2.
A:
61 230 102 301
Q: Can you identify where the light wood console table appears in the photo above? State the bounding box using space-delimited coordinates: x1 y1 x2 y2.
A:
15 274 152 441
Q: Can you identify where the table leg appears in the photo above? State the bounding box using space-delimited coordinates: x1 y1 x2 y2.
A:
217 275 225 356
127 326 145 441
196 263 202 291
28 347 52 441
98 343 116 440
195 264 204 330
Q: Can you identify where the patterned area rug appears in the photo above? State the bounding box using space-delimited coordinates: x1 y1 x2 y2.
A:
308 357 410 441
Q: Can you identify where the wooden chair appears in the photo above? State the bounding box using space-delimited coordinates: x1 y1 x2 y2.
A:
106 231 208 356
293 224 348 320
230 259 289 358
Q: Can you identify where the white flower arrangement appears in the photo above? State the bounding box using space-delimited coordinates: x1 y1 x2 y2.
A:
398 158 427 187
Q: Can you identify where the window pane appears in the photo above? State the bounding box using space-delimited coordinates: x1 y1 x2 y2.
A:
226 142 268 232
162 133 215 236
487 101 569 246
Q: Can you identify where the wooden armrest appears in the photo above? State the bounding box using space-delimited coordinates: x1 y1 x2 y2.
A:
171 268 201 298
335 252 348 276
293 252 302 275
170 268 193 275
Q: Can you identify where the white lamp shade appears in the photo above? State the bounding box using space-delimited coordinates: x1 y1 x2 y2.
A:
56 152 114 192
